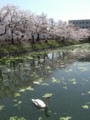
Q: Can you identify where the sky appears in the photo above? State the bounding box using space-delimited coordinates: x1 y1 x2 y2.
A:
0 0 90 22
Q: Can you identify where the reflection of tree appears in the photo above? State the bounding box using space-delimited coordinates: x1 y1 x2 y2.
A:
0 49 90 97
78 53 90 62
0 69 3 80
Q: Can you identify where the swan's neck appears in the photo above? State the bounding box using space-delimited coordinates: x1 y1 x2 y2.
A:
45 98 49 107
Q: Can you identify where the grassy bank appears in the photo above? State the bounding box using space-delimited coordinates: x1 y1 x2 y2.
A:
0 40 79 57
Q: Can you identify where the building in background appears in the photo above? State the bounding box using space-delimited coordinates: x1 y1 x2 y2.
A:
68 19 90 29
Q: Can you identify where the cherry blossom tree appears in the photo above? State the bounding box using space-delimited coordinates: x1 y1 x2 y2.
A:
0 4 89 44
34 13 48 41
67 23 89 41
47 18 56 40
0 5 10 37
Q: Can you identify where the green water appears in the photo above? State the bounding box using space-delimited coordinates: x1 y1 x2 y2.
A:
0 44 90 120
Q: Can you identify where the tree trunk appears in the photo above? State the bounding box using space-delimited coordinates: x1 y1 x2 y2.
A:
61 36 65 42
37 33 40 42
19 35 24 43
11 30 14 44
0 24 10 36
32 34 35 43
11 36 14 44
45 38 48 43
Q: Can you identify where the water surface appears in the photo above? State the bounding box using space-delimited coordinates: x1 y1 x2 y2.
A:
0 44 90 120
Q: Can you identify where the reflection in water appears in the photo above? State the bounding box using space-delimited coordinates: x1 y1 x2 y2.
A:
0 44 90 120
45 107 50 117
0 48 90 97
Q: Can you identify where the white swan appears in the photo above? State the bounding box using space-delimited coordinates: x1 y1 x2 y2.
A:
32 99 46 108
